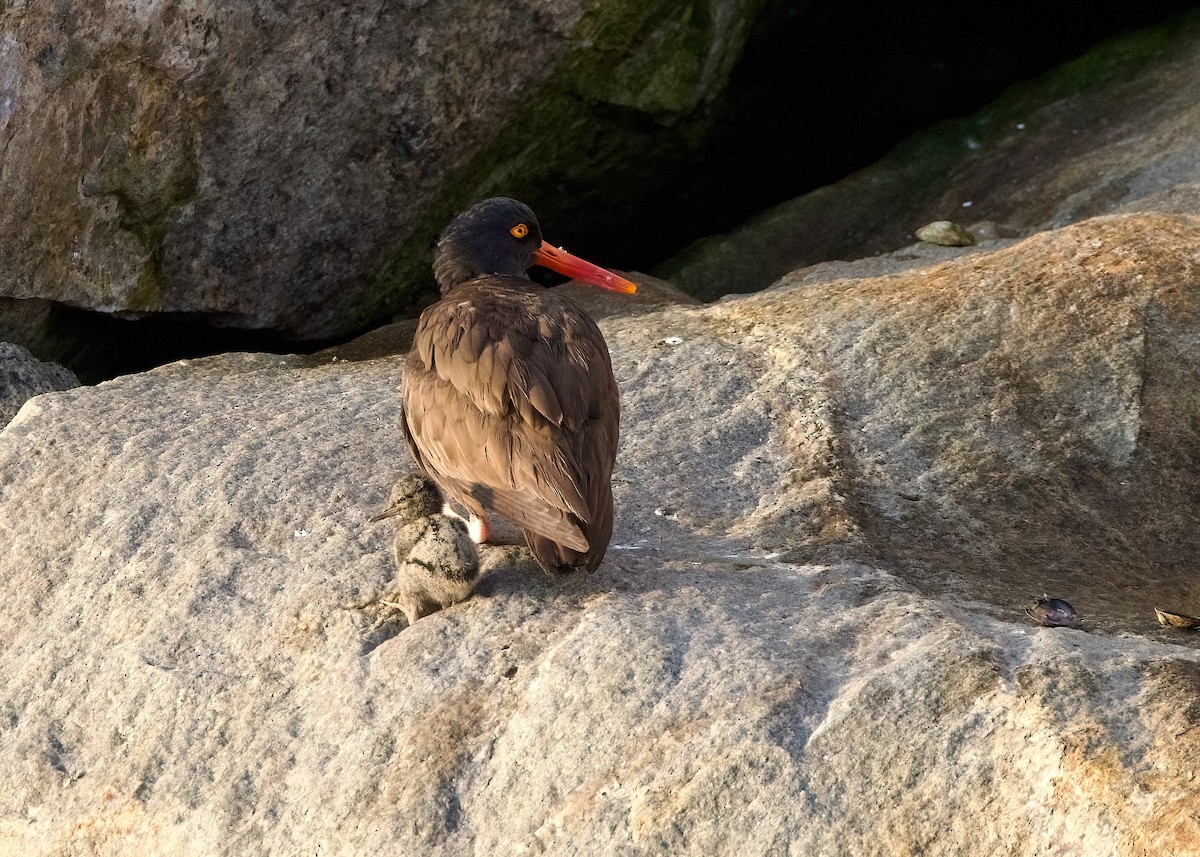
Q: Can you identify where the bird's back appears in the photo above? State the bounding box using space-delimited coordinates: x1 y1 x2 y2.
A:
402 277 619 573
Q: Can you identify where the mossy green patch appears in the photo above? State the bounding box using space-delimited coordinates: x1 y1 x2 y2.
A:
81 135 198 312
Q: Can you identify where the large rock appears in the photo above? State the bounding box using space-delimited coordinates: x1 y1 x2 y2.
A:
0 342 78 427
1 212 1198 853
0 0 760 340
663 8 1200 299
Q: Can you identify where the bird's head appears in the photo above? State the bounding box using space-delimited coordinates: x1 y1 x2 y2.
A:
371 474 443 523
433 197 637 296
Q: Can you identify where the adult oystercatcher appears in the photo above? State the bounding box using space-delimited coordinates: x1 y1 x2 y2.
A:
402 197 636 574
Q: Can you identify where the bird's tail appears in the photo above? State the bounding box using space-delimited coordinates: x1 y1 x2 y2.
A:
525 531 605 574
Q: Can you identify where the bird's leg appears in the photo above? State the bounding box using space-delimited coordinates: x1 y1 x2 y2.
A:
467 513 489 545
440 502 491 545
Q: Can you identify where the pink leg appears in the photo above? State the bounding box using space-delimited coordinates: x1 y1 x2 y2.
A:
467 514 490 545
440 502 490 544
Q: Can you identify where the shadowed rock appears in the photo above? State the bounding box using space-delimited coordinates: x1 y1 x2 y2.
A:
0 342 78 428
0 0 761 342
663 8 1200 299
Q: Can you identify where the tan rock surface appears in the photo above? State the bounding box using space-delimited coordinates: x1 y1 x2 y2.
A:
1 213 1198 854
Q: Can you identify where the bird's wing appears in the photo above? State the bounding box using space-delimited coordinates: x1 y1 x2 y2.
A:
402 284 615 552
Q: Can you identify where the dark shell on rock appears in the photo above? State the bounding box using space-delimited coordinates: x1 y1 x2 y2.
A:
1026 596 1081 628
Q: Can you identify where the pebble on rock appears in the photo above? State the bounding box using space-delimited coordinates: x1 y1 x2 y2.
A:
916 221 976 247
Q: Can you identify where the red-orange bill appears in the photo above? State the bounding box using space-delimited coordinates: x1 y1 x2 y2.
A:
534 241 637 295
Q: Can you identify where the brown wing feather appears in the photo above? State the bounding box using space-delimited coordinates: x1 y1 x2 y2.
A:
402 278 618 569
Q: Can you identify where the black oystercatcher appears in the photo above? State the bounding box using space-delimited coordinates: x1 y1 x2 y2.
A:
402 197 636 574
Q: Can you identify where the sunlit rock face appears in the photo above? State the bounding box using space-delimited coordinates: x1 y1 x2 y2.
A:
1 212 1199 854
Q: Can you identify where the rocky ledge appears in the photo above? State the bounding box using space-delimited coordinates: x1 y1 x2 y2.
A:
1 212 1197 854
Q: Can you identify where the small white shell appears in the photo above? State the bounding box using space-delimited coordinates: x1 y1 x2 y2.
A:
1154 607 1200 630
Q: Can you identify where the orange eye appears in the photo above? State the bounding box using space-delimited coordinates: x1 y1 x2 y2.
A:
510 223 529 238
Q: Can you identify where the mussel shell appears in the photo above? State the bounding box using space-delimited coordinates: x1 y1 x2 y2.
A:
1026 597 1081 628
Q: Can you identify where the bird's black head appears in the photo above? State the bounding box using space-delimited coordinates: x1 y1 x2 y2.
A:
433 197 544 294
